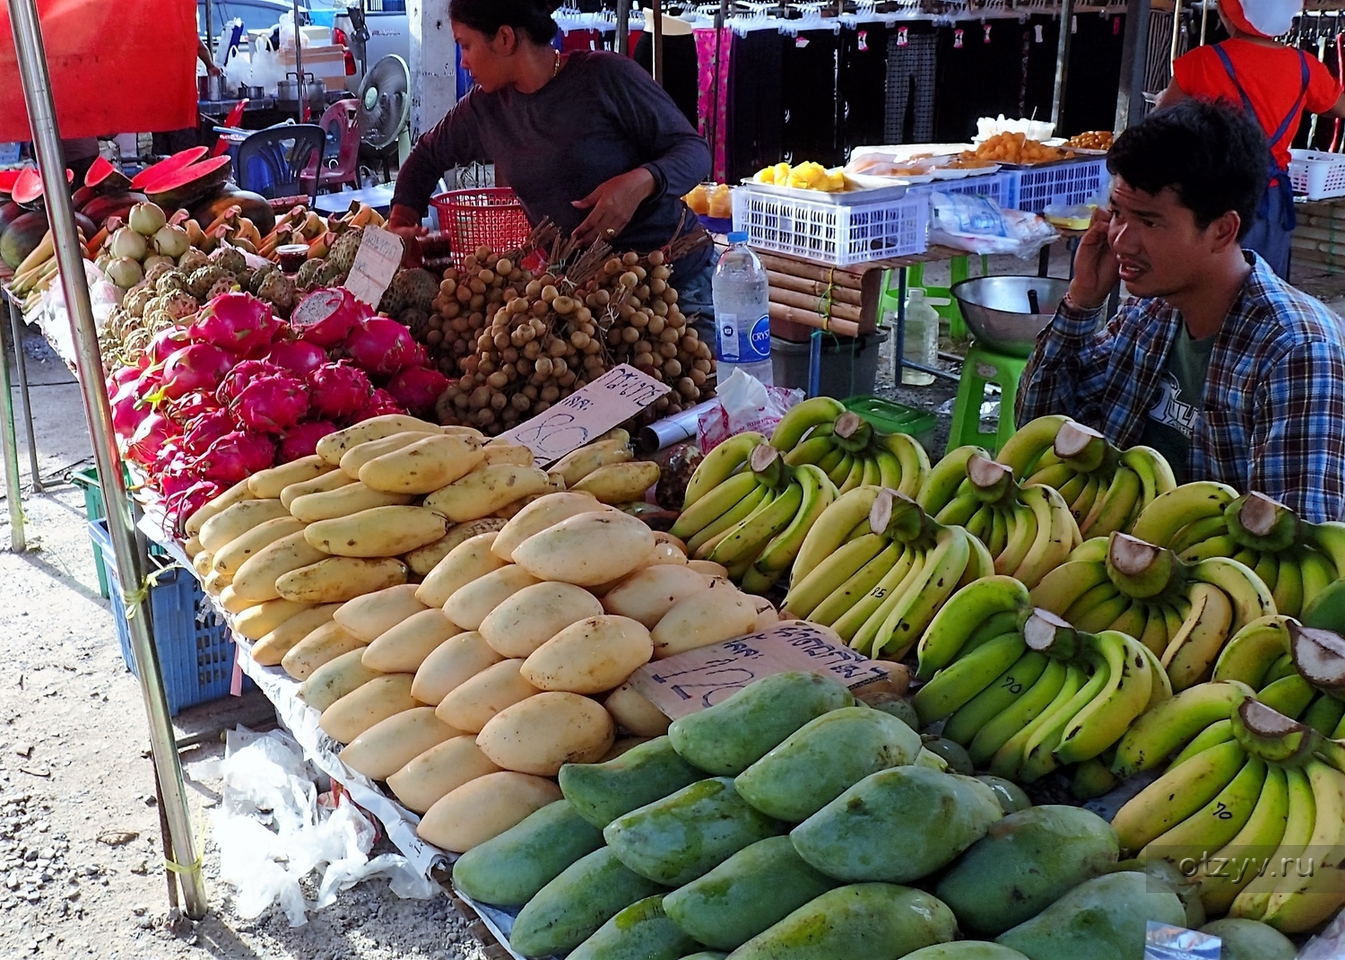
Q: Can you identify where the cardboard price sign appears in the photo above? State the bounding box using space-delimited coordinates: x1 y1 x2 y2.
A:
498 364 671 466
628 621 891 720
344 226 405 307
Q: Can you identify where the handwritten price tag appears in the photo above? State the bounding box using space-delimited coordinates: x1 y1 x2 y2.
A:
498 364 671 466
628 621 892 720
344 226 404 307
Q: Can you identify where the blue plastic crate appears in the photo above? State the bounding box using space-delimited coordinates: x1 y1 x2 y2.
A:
88 519 247 715
1002 158 1109 213
908 172 1014 209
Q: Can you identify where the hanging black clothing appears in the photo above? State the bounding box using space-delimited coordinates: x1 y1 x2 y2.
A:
838 23 891 153
634 31 700 131
884 29 938 144
934 21 1025 141
781 30 843 167
730 29 784 184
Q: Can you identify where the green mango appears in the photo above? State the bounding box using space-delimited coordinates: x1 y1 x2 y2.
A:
560 736 706 829
902 945 1031 960
604 777 782 886
1114 859 1206 929
995 872 1185 960
1199 918 1297 960
728 883 957 960
668 672 854 776
865 693 920 730
679 954 728 960
734 707 921 822
791 767 1002 883
662 836 837 951
451 800 604 907
975 776 1031 813
920 736 974 774
935 805 1119 937
509 847 667 959
567 895 699 960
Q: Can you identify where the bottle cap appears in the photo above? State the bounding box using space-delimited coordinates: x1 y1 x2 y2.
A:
727 231 749 244
908 288 925 301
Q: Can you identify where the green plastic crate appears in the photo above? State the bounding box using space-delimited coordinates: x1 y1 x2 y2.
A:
72 466 165 600
843 395 938 453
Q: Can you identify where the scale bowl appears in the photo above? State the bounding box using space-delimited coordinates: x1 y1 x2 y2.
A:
950 275 1071 358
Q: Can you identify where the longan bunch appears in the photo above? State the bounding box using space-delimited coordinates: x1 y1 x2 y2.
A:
424 246 533 377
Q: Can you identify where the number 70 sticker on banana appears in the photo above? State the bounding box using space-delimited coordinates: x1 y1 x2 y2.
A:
497 364 671 466
627 620 892 720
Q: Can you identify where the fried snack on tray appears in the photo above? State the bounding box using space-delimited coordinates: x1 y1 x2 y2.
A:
963 132 1074 165
1063 130 1115 151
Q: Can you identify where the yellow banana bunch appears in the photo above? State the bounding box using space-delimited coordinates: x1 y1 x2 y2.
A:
767 397 930 499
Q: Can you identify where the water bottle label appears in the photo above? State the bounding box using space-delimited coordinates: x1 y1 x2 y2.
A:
718 313 740 361
748 315 772 361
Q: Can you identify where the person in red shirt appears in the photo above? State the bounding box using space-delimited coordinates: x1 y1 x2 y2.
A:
1160 0 1345 278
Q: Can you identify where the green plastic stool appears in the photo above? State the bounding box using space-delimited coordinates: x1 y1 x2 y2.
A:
907 256 988 342
947 343 1030 456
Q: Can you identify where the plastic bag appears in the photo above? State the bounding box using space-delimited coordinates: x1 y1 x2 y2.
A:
1301 906 1345 958
928 193 1059 259
1143 922 1220 959
276 11 307 52
248 36 285 92
697 368 803 453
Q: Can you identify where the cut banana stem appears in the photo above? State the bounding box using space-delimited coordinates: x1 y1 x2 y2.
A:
1231 699 1319 765
967 453 1016 504
1023 609 1080 658
1054 421 1112 473
1107 532 1185 599
1227 491 1300 553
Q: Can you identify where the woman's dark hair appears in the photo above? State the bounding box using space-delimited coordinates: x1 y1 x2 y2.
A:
1108 98 1269 240
448 0 561 45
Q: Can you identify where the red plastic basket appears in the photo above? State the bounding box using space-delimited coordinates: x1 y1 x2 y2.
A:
430 188 532 266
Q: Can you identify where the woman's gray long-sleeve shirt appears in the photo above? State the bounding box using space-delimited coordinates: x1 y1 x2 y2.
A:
392 50 711 259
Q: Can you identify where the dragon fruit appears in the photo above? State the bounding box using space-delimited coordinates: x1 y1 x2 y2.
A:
291 288 373 348
145 326 191 365
165 480 222 537
158 455 201 499
197 431 277 485
263 339 328 377
387 366 450 417
306 361 373 422
342 317 422 376
232 375 310 435
216 359 282 406
165 390 221 426
181 409 237 458
279 421 338 462
110 379 151 440
189 292 281 357
156 343 235 402
124 412 179 467
353 388 408 421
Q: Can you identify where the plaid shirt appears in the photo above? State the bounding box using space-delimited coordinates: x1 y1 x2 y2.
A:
1017 254 1345 522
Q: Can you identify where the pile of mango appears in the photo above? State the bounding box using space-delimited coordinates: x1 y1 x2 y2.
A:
451 672 1299 960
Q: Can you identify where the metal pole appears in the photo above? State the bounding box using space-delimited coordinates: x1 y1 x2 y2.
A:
293 0 306 120
651 0 664 87
1051 0 1076 130
1169 0 1184 68
615 0 631 56
1114 0 1153 133
4 0 208 919
1199 0 1209 46
9 297 42 492
204 0 213 77
0 299 24 552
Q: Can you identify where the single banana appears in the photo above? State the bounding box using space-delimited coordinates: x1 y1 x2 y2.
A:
682 431 765 508
1069 473 1103 525
1257 673 1318 717
1139 636 1176 711
791 486 883 585
1111 598 1150 640
1028 461 1079 493
1302 693 1345 736
1071 588 1133 634
1188 556 1277 633
963 531 998 586
686 484 770 557
918 445 988 515
708 481 805 568
1013 484 1078 588
840 547 927 649
751 465 837 586
1298 545 1338 610
1110 679 1256 778
874 448 904 489
1303 519 1345 579
1211 615 1293 688
996 501 1039 577
1180 534 1241 562
817 446 847 476
1070 535 1110 564
1138 602 1175 658
1082 464 1142 539
935 493 982 528
912 630 1028 725
1253 551 1280 595
1029 559 1111 615
1169 717 1235 767
964 506 993 543
1055 630 1155 765
1111 739 1249 853
1120 444 1178 511
1271 553 1304 619
1170 513 1232 555
770 396 847 451
551 437 634 488
995 414 1070 479
783 533 890 618
968 656 1069 767
1140 755 1267 870
988 661 1088 781
827 453 856 488
1130 480 1241 547
670 470 764 541
870 526 973 660
942 650 1050 746
917 575 1033 678
782 433 838 467
1163 581 1237 692
881 431 930 498
1195 762 1289 914
808 541 906 626
858 456 883 489
1228 764 1315 921
572 460 662 505
837 455 867 494
986 507 1010 561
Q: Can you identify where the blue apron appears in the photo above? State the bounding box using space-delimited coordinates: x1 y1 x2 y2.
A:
1213 43 1309 279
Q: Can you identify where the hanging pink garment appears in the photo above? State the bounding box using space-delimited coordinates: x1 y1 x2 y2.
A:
696 27 733 182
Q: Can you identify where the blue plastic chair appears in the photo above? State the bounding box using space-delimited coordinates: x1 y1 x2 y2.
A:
235 123 326 202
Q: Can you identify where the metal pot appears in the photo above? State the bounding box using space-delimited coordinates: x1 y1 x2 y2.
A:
277 72 325 103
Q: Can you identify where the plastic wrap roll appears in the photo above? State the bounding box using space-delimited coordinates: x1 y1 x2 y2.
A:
638 400 720 453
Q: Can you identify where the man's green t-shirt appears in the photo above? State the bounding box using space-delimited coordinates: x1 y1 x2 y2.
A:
1140 323 1217 484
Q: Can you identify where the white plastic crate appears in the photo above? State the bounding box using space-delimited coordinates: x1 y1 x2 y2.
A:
1004 158 1109 213
1290 149 1345 201
731 188 928 266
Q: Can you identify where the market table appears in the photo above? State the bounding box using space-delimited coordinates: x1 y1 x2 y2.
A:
0 285 45 549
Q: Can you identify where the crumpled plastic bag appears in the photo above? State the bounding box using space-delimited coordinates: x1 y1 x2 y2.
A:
1301 906 1345 958
697 368 803 453
210 727 437 927
929 192 1059 259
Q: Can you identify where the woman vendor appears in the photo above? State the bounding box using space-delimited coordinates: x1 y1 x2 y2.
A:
388 0 714 326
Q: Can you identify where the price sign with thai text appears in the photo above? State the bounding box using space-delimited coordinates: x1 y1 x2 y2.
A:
344 226 404 307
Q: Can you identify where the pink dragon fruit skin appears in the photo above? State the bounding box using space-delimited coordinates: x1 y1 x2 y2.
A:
232 375 311 435
146 327 191 365
157 455 201 499
263 339 329 377
342 317 422 376
306 361 374 422
216 359 282 406
197 431 277 485
387 366 450 417
189 292 281 357
111 379 151 440
352 388 408 422
181 409 237 458
278 421 338 462
292 288 373 348
157 343 236 402
124 412 179 467
165 480 222 537
165 390 221 427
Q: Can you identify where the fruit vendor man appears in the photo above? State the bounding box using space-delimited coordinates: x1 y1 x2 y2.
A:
387 0 715 328
1017 99 1345 523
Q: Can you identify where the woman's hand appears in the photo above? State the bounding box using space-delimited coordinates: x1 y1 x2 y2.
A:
386 203 429 266
571 168 656 246
1067 206 1119 311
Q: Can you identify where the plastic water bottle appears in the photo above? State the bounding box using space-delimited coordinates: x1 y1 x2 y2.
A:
712 232 774 385
900 288 939 386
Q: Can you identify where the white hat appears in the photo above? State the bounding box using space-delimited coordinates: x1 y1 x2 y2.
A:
1223 0 1303 39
